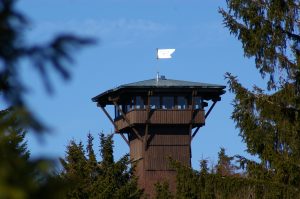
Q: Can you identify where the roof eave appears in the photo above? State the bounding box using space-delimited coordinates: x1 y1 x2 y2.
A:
92 86 226 103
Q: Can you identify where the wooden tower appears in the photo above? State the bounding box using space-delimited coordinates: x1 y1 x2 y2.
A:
92 76 225 197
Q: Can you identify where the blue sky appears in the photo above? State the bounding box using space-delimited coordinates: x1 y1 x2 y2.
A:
19 0 263 169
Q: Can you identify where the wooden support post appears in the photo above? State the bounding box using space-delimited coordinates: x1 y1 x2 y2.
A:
191 126 201 140
99 106 118 132
99 105 129 146
120 133 130 146
144 92 151 150
113 101 143 141
205 101 217 119
144 125 149 149
191 101 218 141
189 91 196 144
190 91 197 122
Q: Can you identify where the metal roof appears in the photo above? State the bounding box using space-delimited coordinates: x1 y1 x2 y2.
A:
121 77 225 88
92 76 226 103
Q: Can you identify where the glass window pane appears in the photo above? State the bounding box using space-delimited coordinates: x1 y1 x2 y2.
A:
130 98 134 110
194 97 202 109
177 96 187 109
115 105 122 117
150 96 160 109
115 106 118 117
126 97 134 112
136 96 144 109
126 104 131 112
162 96 174 109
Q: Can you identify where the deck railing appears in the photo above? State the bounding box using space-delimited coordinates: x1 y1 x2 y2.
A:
114 109 205 130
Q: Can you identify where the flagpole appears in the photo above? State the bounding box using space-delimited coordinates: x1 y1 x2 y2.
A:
156 48 159 83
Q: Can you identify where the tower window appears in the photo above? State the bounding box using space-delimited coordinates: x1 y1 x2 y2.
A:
126 97 134 112
162 96 174 109
194 97 203 109
150 96 160 109
177 96 187 109
135 96 144 109
115 105 123 117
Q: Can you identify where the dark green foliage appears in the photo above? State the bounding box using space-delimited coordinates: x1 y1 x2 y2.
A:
215 148 236 176
219 0 299 90
168 2 300 197
0 0 93 198
0 109 67 199
100 133 114 167
173 160 200 199
218 0 300 191
60 133 143 199
224 74 300 187
172 149 300 199
154 182 174 199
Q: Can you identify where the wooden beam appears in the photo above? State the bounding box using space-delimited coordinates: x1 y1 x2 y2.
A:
113 101 143 141
191 125 201 140
205 101 217 119
144 92 151 150
99 106 129 146
189 91 196 143
190 90 196 123
99 106 119 132
144 125 149 150
108 96 120 102
191 101 218 141
120 133 129 146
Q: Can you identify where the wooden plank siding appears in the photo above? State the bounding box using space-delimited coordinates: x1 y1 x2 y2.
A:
145 145 190 170
129 139 143 162
114 109 205 131
147 134 190 146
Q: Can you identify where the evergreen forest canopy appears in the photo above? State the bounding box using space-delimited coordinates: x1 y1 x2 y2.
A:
1 0 300 198
59 133 143 198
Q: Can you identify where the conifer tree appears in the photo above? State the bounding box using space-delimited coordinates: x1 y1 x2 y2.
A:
0 109 66 199
173 149 300 198
216 148 235 176
0 1 93 197
60 133 143 199
171 160 200 199
154 182 173 199
199 159 209 176
164 2 300 198
220 0 300 188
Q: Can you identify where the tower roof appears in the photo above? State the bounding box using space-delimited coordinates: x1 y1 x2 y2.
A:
121 77 225 88
92 77 226 104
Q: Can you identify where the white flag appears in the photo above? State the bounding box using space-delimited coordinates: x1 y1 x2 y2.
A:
157 49 176 59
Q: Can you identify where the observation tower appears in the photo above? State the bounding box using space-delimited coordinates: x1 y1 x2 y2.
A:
92 75 225 197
